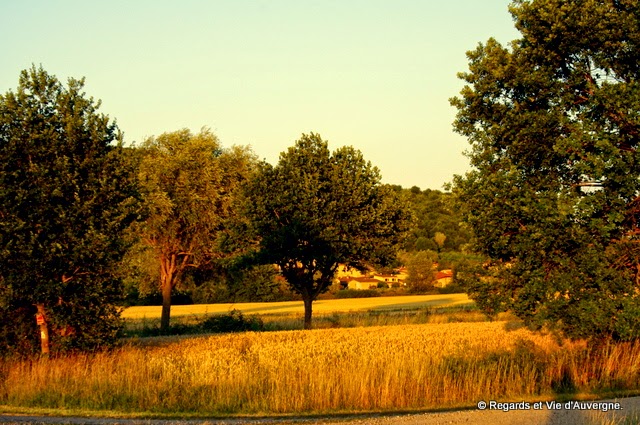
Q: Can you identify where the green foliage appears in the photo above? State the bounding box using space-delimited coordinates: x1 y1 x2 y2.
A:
0 305 39 356
0 66 140 355
405 250 438 293
433 232 447 251
224 265 296 303
130 128 255 329
189 263 297 304
438 251 488 289
451 0 640 340
130 309 264 337
400 187 473 252
199 309 264 333
243 133 412 328
437 283 466 295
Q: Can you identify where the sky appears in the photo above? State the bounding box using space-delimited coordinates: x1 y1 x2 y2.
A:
1 1 520 190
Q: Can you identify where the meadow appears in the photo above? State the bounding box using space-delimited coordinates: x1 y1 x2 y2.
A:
121 294 476 335
121 294 473 319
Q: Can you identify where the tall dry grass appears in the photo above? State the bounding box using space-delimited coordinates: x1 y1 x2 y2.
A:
2 322 639 415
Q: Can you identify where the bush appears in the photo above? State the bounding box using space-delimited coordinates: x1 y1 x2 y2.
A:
131 309 264 337
0 305 39 358
335 289 381 299
438 283 465 294
200 309 264 333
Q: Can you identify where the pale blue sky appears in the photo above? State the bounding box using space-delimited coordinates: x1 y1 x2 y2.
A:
1 1 519 190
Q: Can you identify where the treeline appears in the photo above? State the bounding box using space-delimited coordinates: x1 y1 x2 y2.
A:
4 66 468 355
124 186 478 306
394 185 473 253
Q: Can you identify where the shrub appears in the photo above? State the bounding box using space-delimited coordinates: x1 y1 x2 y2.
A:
130 309 264 337
438 283 465 294
334 289 381 299
199 310 264 333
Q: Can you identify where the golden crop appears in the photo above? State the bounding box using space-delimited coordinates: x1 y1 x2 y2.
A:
2 322 639 415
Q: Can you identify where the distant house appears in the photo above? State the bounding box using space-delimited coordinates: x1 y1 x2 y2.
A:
394 266 409 281
372 272 405 288
373 273 397 282
434 269 454 288
343 277 382 290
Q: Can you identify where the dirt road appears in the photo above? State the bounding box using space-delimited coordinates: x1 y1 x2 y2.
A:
1 396 639 425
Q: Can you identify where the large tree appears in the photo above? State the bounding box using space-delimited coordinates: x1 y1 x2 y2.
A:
0 66 140 355
243 133 411 329
451 0 640 340
135 128 254 331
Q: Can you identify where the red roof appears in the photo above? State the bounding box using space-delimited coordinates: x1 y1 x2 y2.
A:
435 270 453 280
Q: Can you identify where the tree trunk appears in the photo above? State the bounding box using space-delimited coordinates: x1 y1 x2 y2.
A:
159 252 190 333
36 303 50 356
303 297 313 330
160 276 172 332
159 253 175 333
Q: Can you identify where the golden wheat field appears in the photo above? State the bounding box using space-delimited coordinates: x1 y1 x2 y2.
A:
2 321 639 416
121 293 473 320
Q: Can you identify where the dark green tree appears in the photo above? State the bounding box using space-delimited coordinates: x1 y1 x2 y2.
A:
243 133 412 329
451 0 640 340
0 66 140 355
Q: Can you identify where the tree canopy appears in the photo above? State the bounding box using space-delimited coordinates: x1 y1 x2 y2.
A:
134 128 255 331
0 66 140 355
405 250 438 293
398 187 473 253
451 0 640 340
243 133 412 329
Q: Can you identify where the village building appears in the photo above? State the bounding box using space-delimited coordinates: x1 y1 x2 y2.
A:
434 269 454 288
343 277 382 290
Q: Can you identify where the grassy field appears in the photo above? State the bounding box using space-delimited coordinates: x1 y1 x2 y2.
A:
121 293 473 319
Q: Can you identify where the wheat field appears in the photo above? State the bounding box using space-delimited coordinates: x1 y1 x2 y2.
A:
2 321 639 415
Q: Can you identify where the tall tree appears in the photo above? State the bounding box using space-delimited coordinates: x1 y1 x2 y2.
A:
0 66 140 355
451 0 640 340
135 128 254 331
243 133 411 329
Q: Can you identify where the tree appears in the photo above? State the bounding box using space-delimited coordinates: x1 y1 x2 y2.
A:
243 133 412 329
0 66 140 355
134 128 254 331
450 0 640 340
433 232 447 252
405 250 438 293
